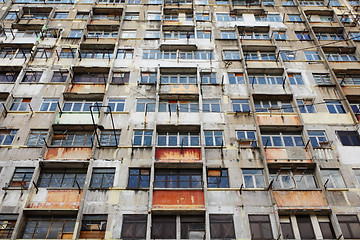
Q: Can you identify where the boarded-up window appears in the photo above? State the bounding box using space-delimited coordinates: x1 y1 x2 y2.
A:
121 214 147 239
296 215 315 239
80 215 107 239
181 216 205 239
249 215 273 240
209 214 235 239
337 215 360 239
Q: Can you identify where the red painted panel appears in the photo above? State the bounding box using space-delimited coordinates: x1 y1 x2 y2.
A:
155 148 201 163
153 190 205 210
28 190 82 209
45 147 92 160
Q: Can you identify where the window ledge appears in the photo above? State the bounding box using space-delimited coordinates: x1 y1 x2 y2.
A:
88 187 112 190
43 187 84 190
132 145 153 148
126 187 150 190
7 111 32 114
48 146 92 148
207 188 237 191
227 111 253 115
273 188 322 191
19 145 43 148
204 146 225 149
2 186 29 190
139 82 156 85
156 146 201 148
105 111 129 114
326 188 349 191
153 188 203 191
35 111 56 113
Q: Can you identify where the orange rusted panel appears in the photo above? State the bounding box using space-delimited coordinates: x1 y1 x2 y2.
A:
61 233 73 239
28 190 82 209
155 148 201 163
153 190 205 210
257 115 301 126
66 84 105 94
273 191 327 208
265 149 288 160
169 85 198 94
265 149 313 163
45 147 92 160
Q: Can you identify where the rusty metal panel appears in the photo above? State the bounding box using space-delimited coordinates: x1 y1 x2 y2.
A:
155 148 201 163
265 149 313 163
28 190 82 209
45 147 92 160
273 190 327 208
161 85 198 94
152 190 205 210
66 84 105 94
257 115 301 126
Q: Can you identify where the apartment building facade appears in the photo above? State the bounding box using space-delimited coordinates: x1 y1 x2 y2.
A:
0 0 359 238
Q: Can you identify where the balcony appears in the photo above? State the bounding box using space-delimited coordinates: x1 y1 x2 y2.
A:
152 190 205 211
155 148 201 164
54 112 100 125
27 189 82 209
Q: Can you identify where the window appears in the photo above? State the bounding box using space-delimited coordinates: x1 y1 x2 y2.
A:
59 48 76 58
163 31 195 39
270 169 317 189
296 31 311 40
216 0 229 4
128 168 150 188
14 50 31 59
10 98 31 111
207 169 229 188
248 74 283 85
53 12 68 19
121 31 137 38
133 130 153 146
280 51 296 61
87 31 118 38
336 131 360 146
154 169 202 188
318 216 336 239
100 130 120 146
263 0 274 5
201 73 216 84
161 75 196 84
196 13 210 21
69 30 83 38
204 130 224 146
236 131 257 147
51 131 93 147
261 132 304 147
325 100 346 114
34 49 52 59
326 53 358 61
203 100 220 113
140 72 156 84
164 14 178 21
197 30 211 39
330 0 340 5
337 215 360 239
145 30 160 39
223 50 240 60
297 100 316 113
0 71 19 83
108 99 125 112
124 12 139 20
338 75 360 85
76 12 89 19
21 216 76 239
216 13 243 21
181 216 205 239
321 169 346 188
316 32 344 40
73 73 108 83
221 31 236 39
232 100 250 113
136 99 155 112
0 215 17 239
38 169 86 188
22 71 42 83
90 168 115 188
242 169 265 188
288 14 302 22
142 50 212 60
308 131 328 148
349 32 360 40
287 73 304 85
51 72 68 82
152 216 176 239
157 132 200 147
147 12 161 20
273 31 287 40
282 0 295 5
228 73 244 84
117 49 134 59
255 14 281 22
121 215 147 239
9 167 34 187
209 215 235 239
280 216 294 239
63 101 102 112
319 15 334 22
80 50 113 59
80 215 107 239
254 100 293 113
112 72 129 84
305 51 321 61
39 98 58 112
297 215 315 239
244 52 276 61
159 100 199 113
299 0 324 5
355 169 360 185
249 215 273 240
240 32 269 39
26 130 47 147
313 73 332 85
0 130 17 146
5 12 17 20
